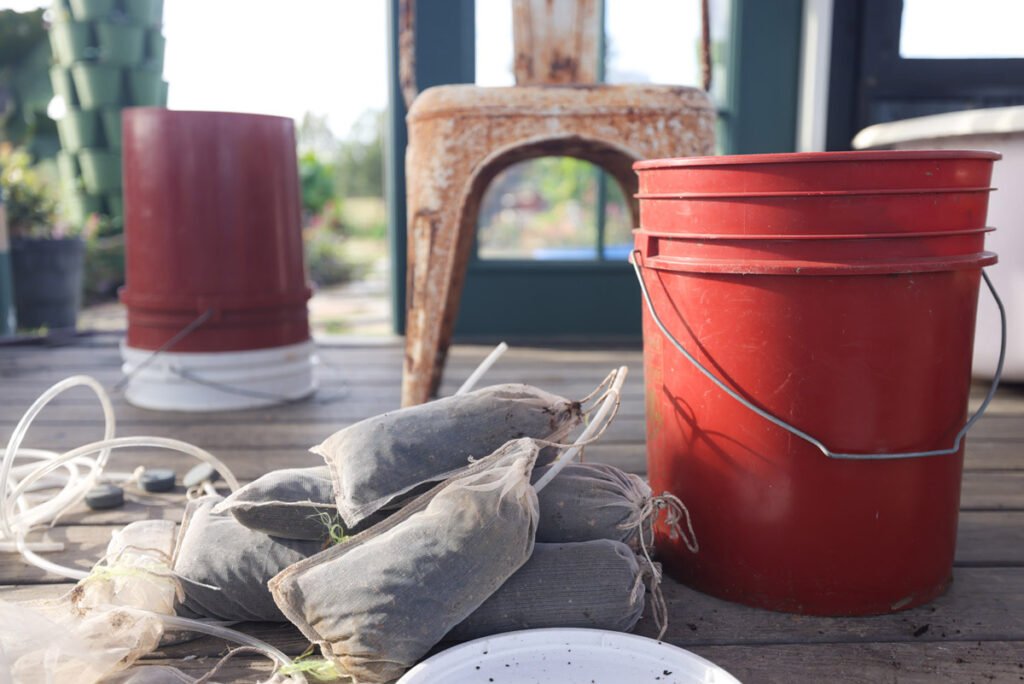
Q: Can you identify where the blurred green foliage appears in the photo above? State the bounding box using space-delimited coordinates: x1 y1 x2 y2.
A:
296 109 386 288
299 151 337 217
0 143 71 240
0 9 57 157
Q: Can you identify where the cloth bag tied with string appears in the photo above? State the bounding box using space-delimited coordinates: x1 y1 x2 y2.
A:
312 383 581 527
532 461 699 554
446 538 653 641
212 465 386 542
270 437 541 684
172 495 323 622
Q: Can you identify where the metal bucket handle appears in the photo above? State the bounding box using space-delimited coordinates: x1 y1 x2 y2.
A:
631 250 1006 460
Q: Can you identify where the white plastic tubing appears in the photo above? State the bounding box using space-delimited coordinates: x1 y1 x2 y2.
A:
0 375 303 677
1 375 240 578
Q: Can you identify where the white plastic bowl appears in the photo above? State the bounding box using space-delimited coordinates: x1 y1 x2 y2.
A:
398 628 741 684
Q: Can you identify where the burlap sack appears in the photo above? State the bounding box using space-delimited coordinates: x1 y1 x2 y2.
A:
312 383 581 527
172 496 322 622
270 438 540 684
447 539 647 641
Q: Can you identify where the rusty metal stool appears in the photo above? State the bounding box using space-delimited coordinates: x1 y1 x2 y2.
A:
400 0 716 406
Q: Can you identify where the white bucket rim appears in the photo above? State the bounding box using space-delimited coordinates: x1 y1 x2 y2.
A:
120 340 318 412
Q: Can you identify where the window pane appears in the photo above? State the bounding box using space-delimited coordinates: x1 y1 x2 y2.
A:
901 0 1024 59
475 0 514 86
476 157 631 261
605 0 703 86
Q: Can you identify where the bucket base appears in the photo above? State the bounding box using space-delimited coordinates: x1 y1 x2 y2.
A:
121 340 317 411
660 552 953 616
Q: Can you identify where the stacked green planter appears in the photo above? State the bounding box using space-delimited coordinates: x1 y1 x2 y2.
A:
48 0 167 231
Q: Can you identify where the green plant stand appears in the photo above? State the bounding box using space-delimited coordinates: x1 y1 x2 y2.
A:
68 0 115 21
127 68 163 106
77 149 122 194
55 109 100 152
96 21 145 65
56 152 79 190
48 66 78 107
48 19 93 66
144 29 165 71
100 108 122 149
123 0 164 26
70 63 122 107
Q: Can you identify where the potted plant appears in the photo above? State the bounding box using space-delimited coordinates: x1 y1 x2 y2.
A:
0 142 85 331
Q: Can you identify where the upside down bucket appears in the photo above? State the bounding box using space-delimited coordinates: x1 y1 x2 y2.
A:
119 109 315 411
634 150 1001 615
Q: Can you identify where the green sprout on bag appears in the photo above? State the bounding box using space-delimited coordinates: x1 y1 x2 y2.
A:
309 509 350 548
279 645 341 681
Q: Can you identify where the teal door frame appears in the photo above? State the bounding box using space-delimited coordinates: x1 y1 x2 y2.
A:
386 0 803 338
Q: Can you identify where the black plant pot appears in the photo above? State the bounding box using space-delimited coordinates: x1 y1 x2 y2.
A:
10 237 85 330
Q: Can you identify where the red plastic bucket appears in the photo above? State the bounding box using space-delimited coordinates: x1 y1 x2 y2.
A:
120 108 311 352
633 150 1000 615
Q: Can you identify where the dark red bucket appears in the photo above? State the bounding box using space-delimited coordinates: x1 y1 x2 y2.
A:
634 150 1000 615
120 108 311 352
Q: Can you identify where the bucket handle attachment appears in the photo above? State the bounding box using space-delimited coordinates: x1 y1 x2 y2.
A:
631 250 1006 460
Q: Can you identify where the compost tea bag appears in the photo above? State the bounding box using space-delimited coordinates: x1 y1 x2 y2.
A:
212 465 384 541
447 539 647 641
270 437 541 684
172 495 322 622
0 520 181 683
531 461 653 549
313 383 580 527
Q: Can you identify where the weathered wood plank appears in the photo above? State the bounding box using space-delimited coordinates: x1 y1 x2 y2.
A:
5 508 1023 588
632 567 1024 646
689 641 1024 684
961 471 1024 511
956 511 1024 566
3 567 1023 651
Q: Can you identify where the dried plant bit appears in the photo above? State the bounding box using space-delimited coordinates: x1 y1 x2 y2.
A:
313 383 582 528
172 496 322 622
270 438 541 684
446 540 647 642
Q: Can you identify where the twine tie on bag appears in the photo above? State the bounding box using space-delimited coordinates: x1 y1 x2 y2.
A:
652 492 699 553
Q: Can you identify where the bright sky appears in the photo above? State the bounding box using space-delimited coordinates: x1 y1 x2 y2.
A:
900 0 1024 58
10 0 1021 140
5 0 710 140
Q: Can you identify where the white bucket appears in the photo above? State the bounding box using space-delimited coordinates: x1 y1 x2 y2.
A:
854 105 1024 380
397 628 741 684
120 340 318 411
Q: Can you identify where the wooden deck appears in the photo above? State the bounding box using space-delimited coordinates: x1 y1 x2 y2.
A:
1 333 1022 683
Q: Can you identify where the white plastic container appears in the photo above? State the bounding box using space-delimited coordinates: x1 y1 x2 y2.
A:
397 628 741 684
854 105 1024 380
120 340 317 411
